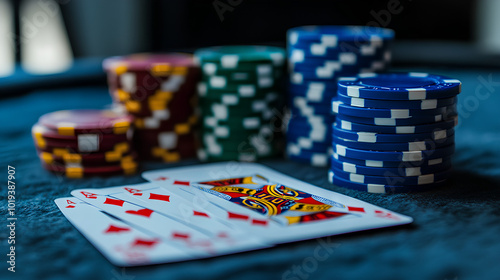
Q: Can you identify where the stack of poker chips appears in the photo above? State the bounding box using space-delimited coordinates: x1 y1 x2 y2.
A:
329 72 461 193
194 46 286 162
32 109 137 178
103 54 200 162
285 25 394 166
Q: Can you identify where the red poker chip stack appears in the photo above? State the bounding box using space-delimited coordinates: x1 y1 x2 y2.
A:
103 53 201 162
32 109 138 178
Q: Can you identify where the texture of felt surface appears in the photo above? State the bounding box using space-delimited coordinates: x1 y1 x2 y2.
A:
1 68 499 280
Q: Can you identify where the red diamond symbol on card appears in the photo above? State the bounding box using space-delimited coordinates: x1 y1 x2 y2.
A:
104 197 125 207
148 193 170 202
65 205 75 208
173 180 190 186
155 176 168 181
347 206 365 213
132 238 159 247
104 225 130 234
193 210 209 218
172 232 190 240
125 208 154 218
251 219 268 226
228 212 249 220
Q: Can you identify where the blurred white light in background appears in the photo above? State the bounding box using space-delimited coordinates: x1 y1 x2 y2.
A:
477 0 500 54
20 0 73 74
0 0 15 77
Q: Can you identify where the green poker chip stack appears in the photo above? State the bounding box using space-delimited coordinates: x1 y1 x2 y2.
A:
194 45 287 162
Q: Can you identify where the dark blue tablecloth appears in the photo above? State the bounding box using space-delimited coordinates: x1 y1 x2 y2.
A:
1 66 499 280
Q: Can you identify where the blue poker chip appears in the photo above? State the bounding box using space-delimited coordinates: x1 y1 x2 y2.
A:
331 156 452 176
331 153 452 168
290 96 333 116
333 113 455 126
287 150 331 167
335 116 457 134
336 94 457 110
333 124 454 143
331 166 451 185
288 25 395 45
328 170 446 193
288 41 392 60
332 143 455 162
332 135 455 151
332 100 455 119
337 72 462 100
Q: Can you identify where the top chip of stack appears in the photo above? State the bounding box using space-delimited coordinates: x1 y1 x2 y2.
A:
329 72 461 193
285 25 395 166
194 45 286 162
33 109 137 178
103 53 200 162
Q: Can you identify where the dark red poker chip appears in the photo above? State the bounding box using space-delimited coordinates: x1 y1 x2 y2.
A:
38 109 133 136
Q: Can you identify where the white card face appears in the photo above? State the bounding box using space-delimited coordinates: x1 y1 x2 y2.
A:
142 162 413 244
70 186 269 257
54 197 192 267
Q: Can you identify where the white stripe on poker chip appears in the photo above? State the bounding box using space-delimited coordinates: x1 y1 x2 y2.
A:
252 100 266 111
297 137 313 148
257 64 272 75
238 85 256 97
407 88 427 100
434 129 447 140
350 173 365 184
396 126 415 134
220 55 239 68
350 97 365 107
366 160 384 167
258 77 273 88
310 43 326 56
405 167 421 176
331 100 340 112
443 79 462 92
78 134 99 152
357 132 377 143
342 162 357 173
243 117 260 129
239 153 257 162
435 115 443 122
428 158 443 165
204 134 222 155
152 109 169 120
197 83 207 97
214 126 229 137
402 151 423 161
421 99 438 109
384 51 391 61
321 35 338 47
197 149 207 161
144 118 160 129
161 75 185 91
338 77 357 81
202 63 216 75
346 86 364 97
213 104 228 119
408 141 426 151
358 73 377 78
367 184 386 193
292 73 303 84
390 109 410 119
418 174 435 185
289 31 298 45
360 45 375 56
287 144 301 155
222 94 238 105
409 72 429 77
339 53 356 64
209 76 226 88
335 145 346 156
120 73 136 93
204 117 217 127
57 122 76 129
270 52 285 66
312 154 328 167
158 132 177 149
306 88 324 102
291 49 305 63
340 120 352 130
374 118 396 126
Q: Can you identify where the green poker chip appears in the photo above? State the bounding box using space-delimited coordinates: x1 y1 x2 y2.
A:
195 45 286 67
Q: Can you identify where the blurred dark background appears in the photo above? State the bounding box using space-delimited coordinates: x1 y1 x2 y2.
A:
2 0 500 96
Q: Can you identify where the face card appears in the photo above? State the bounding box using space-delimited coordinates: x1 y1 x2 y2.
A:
70 186 270 256
142 162 413 244
55 197 192 267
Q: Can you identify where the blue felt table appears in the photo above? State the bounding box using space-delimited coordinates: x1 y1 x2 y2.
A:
1 65 499 280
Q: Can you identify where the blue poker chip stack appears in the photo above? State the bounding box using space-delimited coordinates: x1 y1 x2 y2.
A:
285 26 394 166
329 72 462 193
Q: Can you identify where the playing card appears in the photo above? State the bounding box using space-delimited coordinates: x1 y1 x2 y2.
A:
55 197 192 266
70 186 270 256
142 162 413 243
